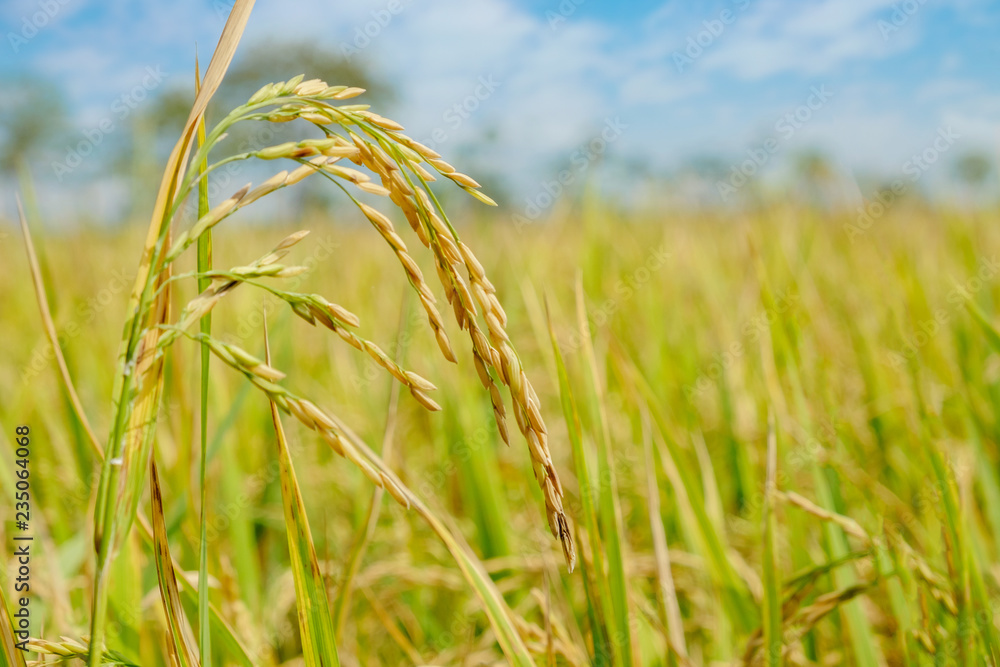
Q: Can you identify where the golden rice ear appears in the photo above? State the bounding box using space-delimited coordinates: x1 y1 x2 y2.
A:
88 11 576 660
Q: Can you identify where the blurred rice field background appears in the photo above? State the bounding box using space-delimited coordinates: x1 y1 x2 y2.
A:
4 189 1000 664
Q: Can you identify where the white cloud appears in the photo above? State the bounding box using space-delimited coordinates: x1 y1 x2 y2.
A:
698 0 918 80
4 0 999 217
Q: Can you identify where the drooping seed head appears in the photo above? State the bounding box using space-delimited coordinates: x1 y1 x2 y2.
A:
356 182 391 196
189 183 251 238
465 188 498 206
294 78 329 97
257 142 300 160
241 170 289 206
409 387 442 411
332 86 366 100
427 158 456 174
446 172 481 188
248 82 278 105
277 74 306 96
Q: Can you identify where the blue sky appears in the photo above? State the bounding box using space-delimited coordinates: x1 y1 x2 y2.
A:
2 0 999 218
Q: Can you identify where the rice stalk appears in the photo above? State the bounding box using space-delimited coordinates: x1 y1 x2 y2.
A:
0 586 27 667
87 3 256 661
149 461 200 667
641 408 687 663
761 416 781 667
332 301 408 637
546 300 615 664
573 278 635 665
264 323 341 667
16 197 103 461
193 59 213 667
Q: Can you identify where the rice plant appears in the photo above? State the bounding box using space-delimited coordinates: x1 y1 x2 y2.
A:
4 2 1000 666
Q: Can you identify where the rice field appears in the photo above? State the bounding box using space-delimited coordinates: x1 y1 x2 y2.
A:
4 187 1000 665
3 5 1000 667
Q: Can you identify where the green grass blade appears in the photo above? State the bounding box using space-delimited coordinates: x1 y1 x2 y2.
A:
545 299 615 664
149 460 201 667
264 326 341 667
323 416 536 665
965 299 1000 352
195 56 214 667
16 196 103 462
573 279 635 667
751 239 881 667
88 4 257 660
762 417 782 667
334 299 408 636
642 409 688 662
0 584 27 667
626 359 756 634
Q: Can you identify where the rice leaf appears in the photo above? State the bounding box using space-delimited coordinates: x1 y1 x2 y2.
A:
150 461 201 667
264 324 341 667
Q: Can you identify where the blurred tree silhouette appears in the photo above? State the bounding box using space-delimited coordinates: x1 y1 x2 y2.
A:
0 75 68 175
952 152 995 207
954 152 992 185
793 149 838 209
116 41 394 220
684 156 730 182
143 40 394 142
953 152 993 187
